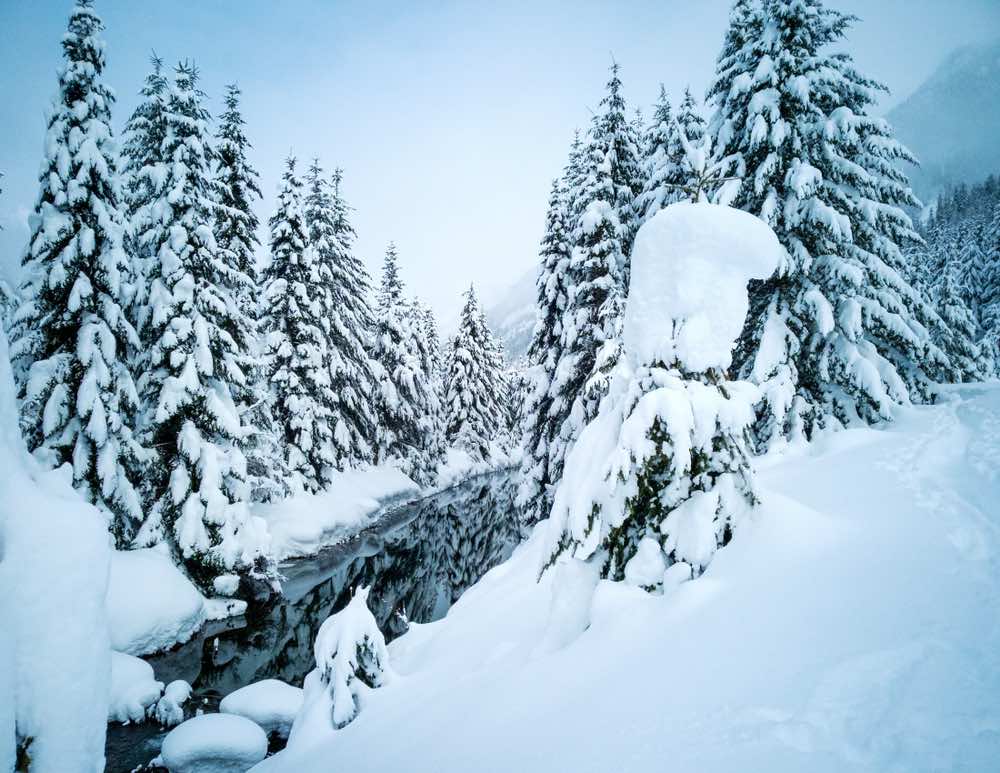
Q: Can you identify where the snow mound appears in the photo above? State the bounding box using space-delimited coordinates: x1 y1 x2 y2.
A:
256 464 419 561
0 326 111 772
107 548 207 656
161 713 267 773
220 679 303 738
624 202 784 372
109 651 163 724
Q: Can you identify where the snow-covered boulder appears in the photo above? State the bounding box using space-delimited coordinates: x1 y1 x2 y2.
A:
160 713 267 773
109 652 164 724
220 679 303 739
623 201 784 372
107 548 207 656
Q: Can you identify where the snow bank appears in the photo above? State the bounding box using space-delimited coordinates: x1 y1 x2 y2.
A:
624 202 784 371
0 327 111 772
256 464 419 561
220 679 303 738
434 443 518 491
109 651 163 724
253 385 1000 773
107 548 207 656
161 713 267 773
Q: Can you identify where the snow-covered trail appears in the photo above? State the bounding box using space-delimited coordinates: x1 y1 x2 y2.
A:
255 385 1000 773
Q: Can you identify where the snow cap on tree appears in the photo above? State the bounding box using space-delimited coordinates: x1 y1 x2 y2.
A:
546 202 783 587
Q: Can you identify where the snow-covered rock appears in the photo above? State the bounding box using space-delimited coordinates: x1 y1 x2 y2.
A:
0 326 111 771
109 651 164 724
107 548 207 656
220 679 303 738
255 463 419 561
160 713 267 773
624 202 784 372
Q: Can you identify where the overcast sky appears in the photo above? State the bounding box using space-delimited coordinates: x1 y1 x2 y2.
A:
1 0 998 321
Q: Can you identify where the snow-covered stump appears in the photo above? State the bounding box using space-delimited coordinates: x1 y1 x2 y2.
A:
287 587 389 748
544 203 785 590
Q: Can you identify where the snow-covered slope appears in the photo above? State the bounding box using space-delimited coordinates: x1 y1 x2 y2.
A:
255 384 1000 773
889 40 1000 201
482 267 536 362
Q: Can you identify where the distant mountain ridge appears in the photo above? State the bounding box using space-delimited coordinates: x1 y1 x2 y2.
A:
888 40 1000 203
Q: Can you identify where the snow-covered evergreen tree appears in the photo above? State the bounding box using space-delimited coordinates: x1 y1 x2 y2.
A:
546 203 783 588
370 244 440 485
260 157 335 494
422 302 444 381
982 205 1000 366
135 62 272 591
518 177 572 525
120 53 168 330
9 0 145 547
303 160 377 470
445 286 499 461
289 586 389 744
212 83 286 502
708 0 948 449
635 86 676 225
542 64 645 520
408 297 446 467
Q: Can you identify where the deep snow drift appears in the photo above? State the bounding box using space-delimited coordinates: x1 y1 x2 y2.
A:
255 383 1000 773
0 329 111 772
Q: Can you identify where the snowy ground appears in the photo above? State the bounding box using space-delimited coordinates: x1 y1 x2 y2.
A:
255 384 1000 773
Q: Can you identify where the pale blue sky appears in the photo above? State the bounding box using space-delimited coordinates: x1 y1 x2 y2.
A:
1 0 998 320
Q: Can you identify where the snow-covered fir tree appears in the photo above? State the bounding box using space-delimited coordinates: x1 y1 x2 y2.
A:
546 203 783 588
289 586 389 744
518 177 572 525
635 86 676 225
260 157 336 494
445 286 503 461
370 244 440 485
422 301 445 381
541 64 645 527
120 53 168 329
981 204 1000 365
477 303 509 441
8 0 145 547
135 62 273 591
708 0 948 449
410 298 446 462
303 160 377 469
212 83 287 502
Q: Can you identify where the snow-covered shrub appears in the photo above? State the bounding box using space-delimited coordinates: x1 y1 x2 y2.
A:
545 203 784 586
288 587 389 746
